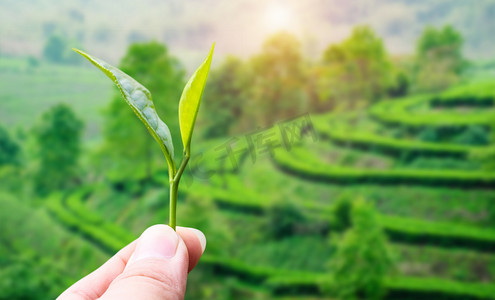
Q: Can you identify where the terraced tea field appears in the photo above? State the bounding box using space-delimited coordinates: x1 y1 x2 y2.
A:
41 80 495 299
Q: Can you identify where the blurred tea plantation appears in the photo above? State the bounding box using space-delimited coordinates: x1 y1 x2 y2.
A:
2 20 495 300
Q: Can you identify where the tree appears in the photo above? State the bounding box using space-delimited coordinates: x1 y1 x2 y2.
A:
326 199 394 300
328 192 353 231
247 32 309 128
317 26 394 110
43 35 66 63
42 35 83 65
32 104 83 195
0 124 20 167
200 56 247 138
415 25 465 91
98 41 185 182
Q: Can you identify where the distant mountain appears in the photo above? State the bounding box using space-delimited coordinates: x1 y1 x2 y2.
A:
1 0 494 70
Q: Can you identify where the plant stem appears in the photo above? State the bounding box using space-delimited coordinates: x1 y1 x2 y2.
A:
168 151 190 230
169 179 179 230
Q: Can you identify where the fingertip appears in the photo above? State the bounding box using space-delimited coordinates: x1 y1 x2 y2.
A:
128 224 179 263
188 228 207 253
177 226 206 272
100 225 189 299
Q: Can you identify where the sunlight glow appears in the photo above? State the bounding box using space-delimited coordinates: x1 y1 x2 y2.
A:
265 4 292 31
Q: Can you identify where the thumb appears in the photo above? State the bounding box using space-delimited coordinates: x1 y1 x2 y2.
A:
100 225 189 300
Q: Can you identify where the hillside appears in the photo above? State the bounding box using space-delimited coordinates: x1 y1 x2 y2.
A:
39 80 495 299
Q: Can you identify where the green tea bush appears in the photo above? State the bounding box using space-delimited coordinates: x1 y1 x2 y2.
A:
380 215 495 251
265 198 308 239
369 88 494 128
385 276 495 300
0 193 107 298
325 199 394 300
452 125 491 145
417 127 440 142
0 124 20 167
178 195 232 255
405 157 480 171
328 192 353 231
432 81 495 107
273 146 495 188
313 114 476 159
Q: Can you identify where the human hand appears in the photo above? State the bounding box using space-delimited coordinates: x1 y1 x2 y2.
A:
58 225 206 300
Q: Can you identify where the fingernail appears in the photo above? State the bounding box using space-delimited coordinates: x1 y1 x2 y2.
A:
132 225 179 261
189 228 207 253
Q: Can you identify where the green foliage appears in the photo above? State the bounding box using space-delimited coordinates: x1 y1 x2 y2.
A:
0 166 23 194
0 193 107 299
417 127 440 142
328 193 353 231
432 81 495 106
43 35 80 65
179 43 214 153
32 104 83 195
177 164 495 251
388 70 410 98
46 192 133 252
201 56 247 138
313 114 477 159
77 43 214 229
43 35 66 63
380 215 495 251
405 157 479 171
0 124 20 167
369 91 494 128
4 20 495 300
74 47 176 170
235 235 334 273
269 274 495 299
265 198 307 239
394 244 495 283
273 146 495 188
318 26 393 109
452 125 490 146
415 25 465 91
0 256 57 300
96 41 185 181
471 145 495 171
248 32 308 127
326 199 394 300
64 188 137 243
178 195 232 255
0 57 113 141
469 119 495 170
385 276 495 300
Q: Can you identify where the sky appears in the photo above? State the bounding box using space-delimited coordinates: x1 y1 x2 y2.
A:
1 0 494 70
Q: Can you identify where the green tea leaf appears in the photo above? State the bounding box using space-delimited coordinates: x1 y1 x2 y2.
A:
73 48 175 163
179 43 214 153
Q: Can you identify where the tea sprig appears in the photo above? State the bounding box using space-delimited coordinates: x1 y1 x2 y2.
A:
74 44 214 230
